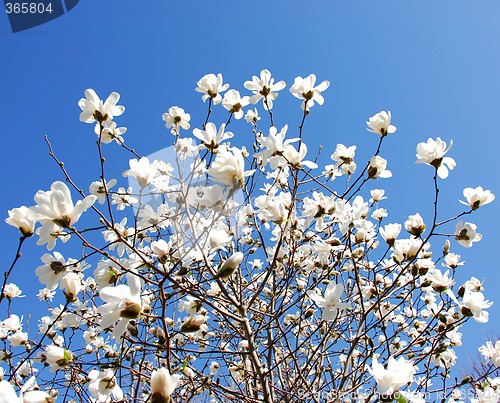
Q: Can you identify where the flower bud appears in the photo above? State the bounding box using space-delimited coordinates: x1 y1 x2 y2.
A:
215 252 244 279
150 368 181 403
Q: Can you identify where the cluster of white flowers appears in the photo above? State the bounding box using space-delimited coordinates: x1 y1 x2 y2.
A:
2 71 497 402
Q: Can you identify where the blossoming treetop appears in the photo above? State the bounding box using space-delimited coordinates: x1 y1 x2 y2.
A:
2 70 499 402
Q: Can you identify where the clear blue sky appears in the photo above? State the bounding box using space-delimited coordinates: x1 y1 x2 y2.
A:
1 0 499 373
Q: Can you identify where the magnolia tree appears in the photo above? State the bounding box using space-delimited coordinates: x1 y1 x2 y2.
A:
2 70 500 403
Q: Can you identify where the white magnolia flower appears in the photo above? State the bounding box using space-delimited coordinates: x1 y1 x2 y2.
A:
479 341 500 367
380 223 402 246
330 144 357 175
428 269 454 292
415 137 456 179
111 187 138 210
0 376 54 403
60 272 84 302
79 89 125 124
244 108 260 124
2 283 23 299
151 239 171 262
8 331 28 347
35 252 68 290
366 111 397 136
193 122 233 153
29 181 97 229
89 179 117 204
195 73 229 104
370 189 386 203
368 156 392 179
150 367 181 402
443 253 465 269
367 355 415 396
208 148 255 188
97 272 143 339
94 260 123 290
277 143 318 170
307 282 348 321
162 106 191 134
180 314 207 333
175 137 197 160
222 89 250 119
461 289 493 323
88 369 123 402
1 314 22 332
460 186 495 210
372 207 388 221
289 74 330 111
122 157 158 188
244 69 286 110
215 252 244 279
5 206 35 237
37 345 75 372
255 125 299 166
455 221 482 248
404 213 426 237
94 121 127 144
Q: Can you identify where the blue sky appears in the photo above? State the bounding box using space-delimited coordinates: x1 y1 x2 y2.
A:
1 0 500 374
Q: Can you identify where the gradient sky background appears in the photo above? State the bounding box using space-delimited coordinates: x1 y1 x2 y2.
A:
1 0 500 378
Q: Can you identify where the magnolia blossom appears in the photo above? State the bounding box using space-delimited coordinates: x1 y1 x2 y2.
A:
455 220 482 248
162 106 191 134
97 272 143 339
94 121 127 144
461 288 493 323
88 369 123 402
111 187 138 210
89 178 117 204
193 122 233 153
5 206 35 237
443 252 465 269
275 143 318 170
1 314 22 332
244 108 260 124
195 73 229 104
79 89 125 124
415 137 456 179
255 125 299 166
307 282 349 321
180 314 207 333
29 181 96 229
150 367 181 402
244 69 286 110
370 189 386 203
368 156 392 179
122 157 158 188
289 74 330 110
93 259 123 290
37 345 75 372
460 186 495 210
404 213 426 237
208 147 255 188
2 283 23 299
479 341 500 367
380 223 402 246
0 376 55 403
367 355 415 396
151 239 171 262
366 111 397 136
222 89 250 119
215 252 244 279
60 272 84 302
35 252 68 290
330 144 357 175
